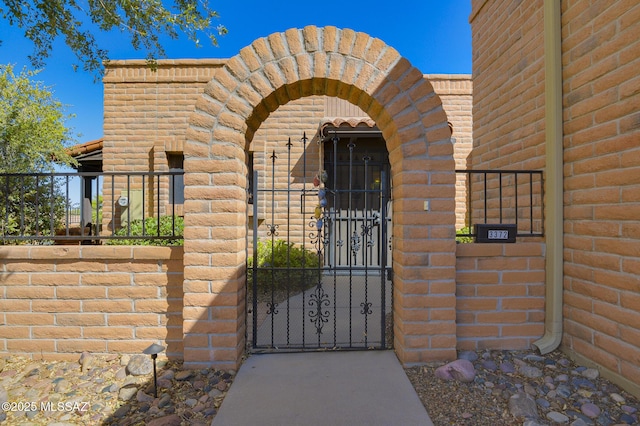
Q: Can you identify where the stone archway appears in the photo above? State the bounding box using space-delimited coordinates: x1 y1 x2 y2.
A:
183 26 457 369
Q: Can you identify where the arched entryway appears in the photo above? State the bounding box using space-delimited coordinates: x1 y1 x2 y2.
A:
183 26 457 369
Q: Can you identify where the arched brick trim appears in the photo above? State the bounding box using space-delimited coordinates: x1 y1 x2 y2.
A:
183 26 456 369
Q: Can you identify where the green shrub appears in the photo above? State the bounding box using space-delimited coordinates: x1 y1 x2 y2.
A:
248 239 320 293
456 226 474 244
106 215 184 246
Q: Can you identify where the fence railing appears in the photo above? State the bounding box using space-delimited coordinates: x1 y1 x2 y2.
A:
455 170 544 239
0 171 184 244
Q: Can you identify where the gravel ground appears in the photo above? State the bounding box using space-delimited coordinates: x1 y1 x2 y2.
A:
404 349 639 426
1 348 638 425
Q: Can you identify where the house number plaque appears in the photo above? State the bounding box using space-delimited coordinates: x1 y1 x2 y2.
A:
475 224 517 243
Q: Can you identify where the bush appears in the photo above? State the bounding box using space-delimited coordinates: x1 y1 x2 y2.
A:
107 215 184 246
456 226 474 244
248 239 320 293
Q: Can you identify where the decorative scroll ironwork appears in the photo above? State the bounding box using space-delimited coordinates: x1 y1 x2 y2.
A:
266 224 279 237
308 283 331 335
360 302 372 315
266 302 278 315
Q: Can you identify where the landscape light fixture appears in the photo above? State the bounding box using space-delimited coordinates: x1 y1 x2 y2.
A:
143 343 165 398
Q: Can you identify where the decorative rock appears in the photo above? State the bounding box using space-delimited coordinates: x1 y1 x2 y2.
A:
123 376 139 387
175 370 195 381
571 377 596 390
160 369 175 380
78 352 94 373
113 404 131 418
556 384 572 398
158 393 172 408
622 405 637 414
536 398 551 409
115 367 127 380
459 351 479 362
570 419 589 426
547 411 570 423
185 398 198 407
610 393 626 404
120 355 130 366
434 359 476 383
500 361 515 373
520 365 543 378
619 413 637 424
597 414 614 426
580 402 600 418
524 384 536 396
127 355 153 376
0 386 8 405
157 378 172 389
208 388 222 398
147 414 182 426
482 360 498 371
524 354 546 363
509 393 539 419
558 358 571 367
118 387 138 401
137 390 155 403
54 379 70 393
581 368 599 380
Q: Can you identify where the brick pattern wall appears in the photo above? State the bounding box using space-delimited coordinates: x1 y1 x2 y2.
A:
469 0 546 238
471 0 640 395
428 75 473 230
101 60 224 233
456 243 546 350
470 0 545 170
0 246 183 360
561 0 640 390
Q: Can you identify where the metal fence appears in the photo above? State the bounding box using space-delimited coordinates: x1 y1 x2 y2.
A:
0 171 184 244
455 170 544 239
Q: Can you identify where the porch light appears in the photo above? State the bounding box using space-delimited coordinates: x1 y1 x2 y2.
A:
143 343 165 398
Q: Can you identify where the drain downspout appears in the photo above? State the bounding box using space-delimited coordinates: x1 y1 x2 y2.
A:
533 0 564 354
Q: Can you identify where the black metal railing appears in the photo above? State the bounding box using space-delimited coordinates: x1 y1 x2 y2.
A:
0 171 184 244
455 170 544 239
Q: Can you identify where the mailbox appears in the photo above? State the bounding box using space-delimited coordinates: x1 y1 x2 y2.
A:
475 223 517 243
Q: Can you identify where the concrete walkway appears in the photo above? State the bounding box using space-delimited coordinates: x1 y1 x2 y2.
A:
212 351 433 426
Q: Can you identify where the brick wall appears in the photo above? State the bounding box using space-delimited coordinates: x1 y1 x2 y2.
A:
561 0 640 390
101 60 224 233
456 242 546 350
470 0 545 170
471 0 640 395
428 75 473 230
0 246 183 360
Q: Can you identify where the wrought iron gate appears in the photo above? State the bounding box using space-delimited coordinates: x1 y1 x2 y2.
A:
249 133 392 352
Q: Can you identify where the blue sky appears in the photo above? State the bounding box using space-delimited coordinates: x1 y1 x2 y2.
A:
0 0 471 145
